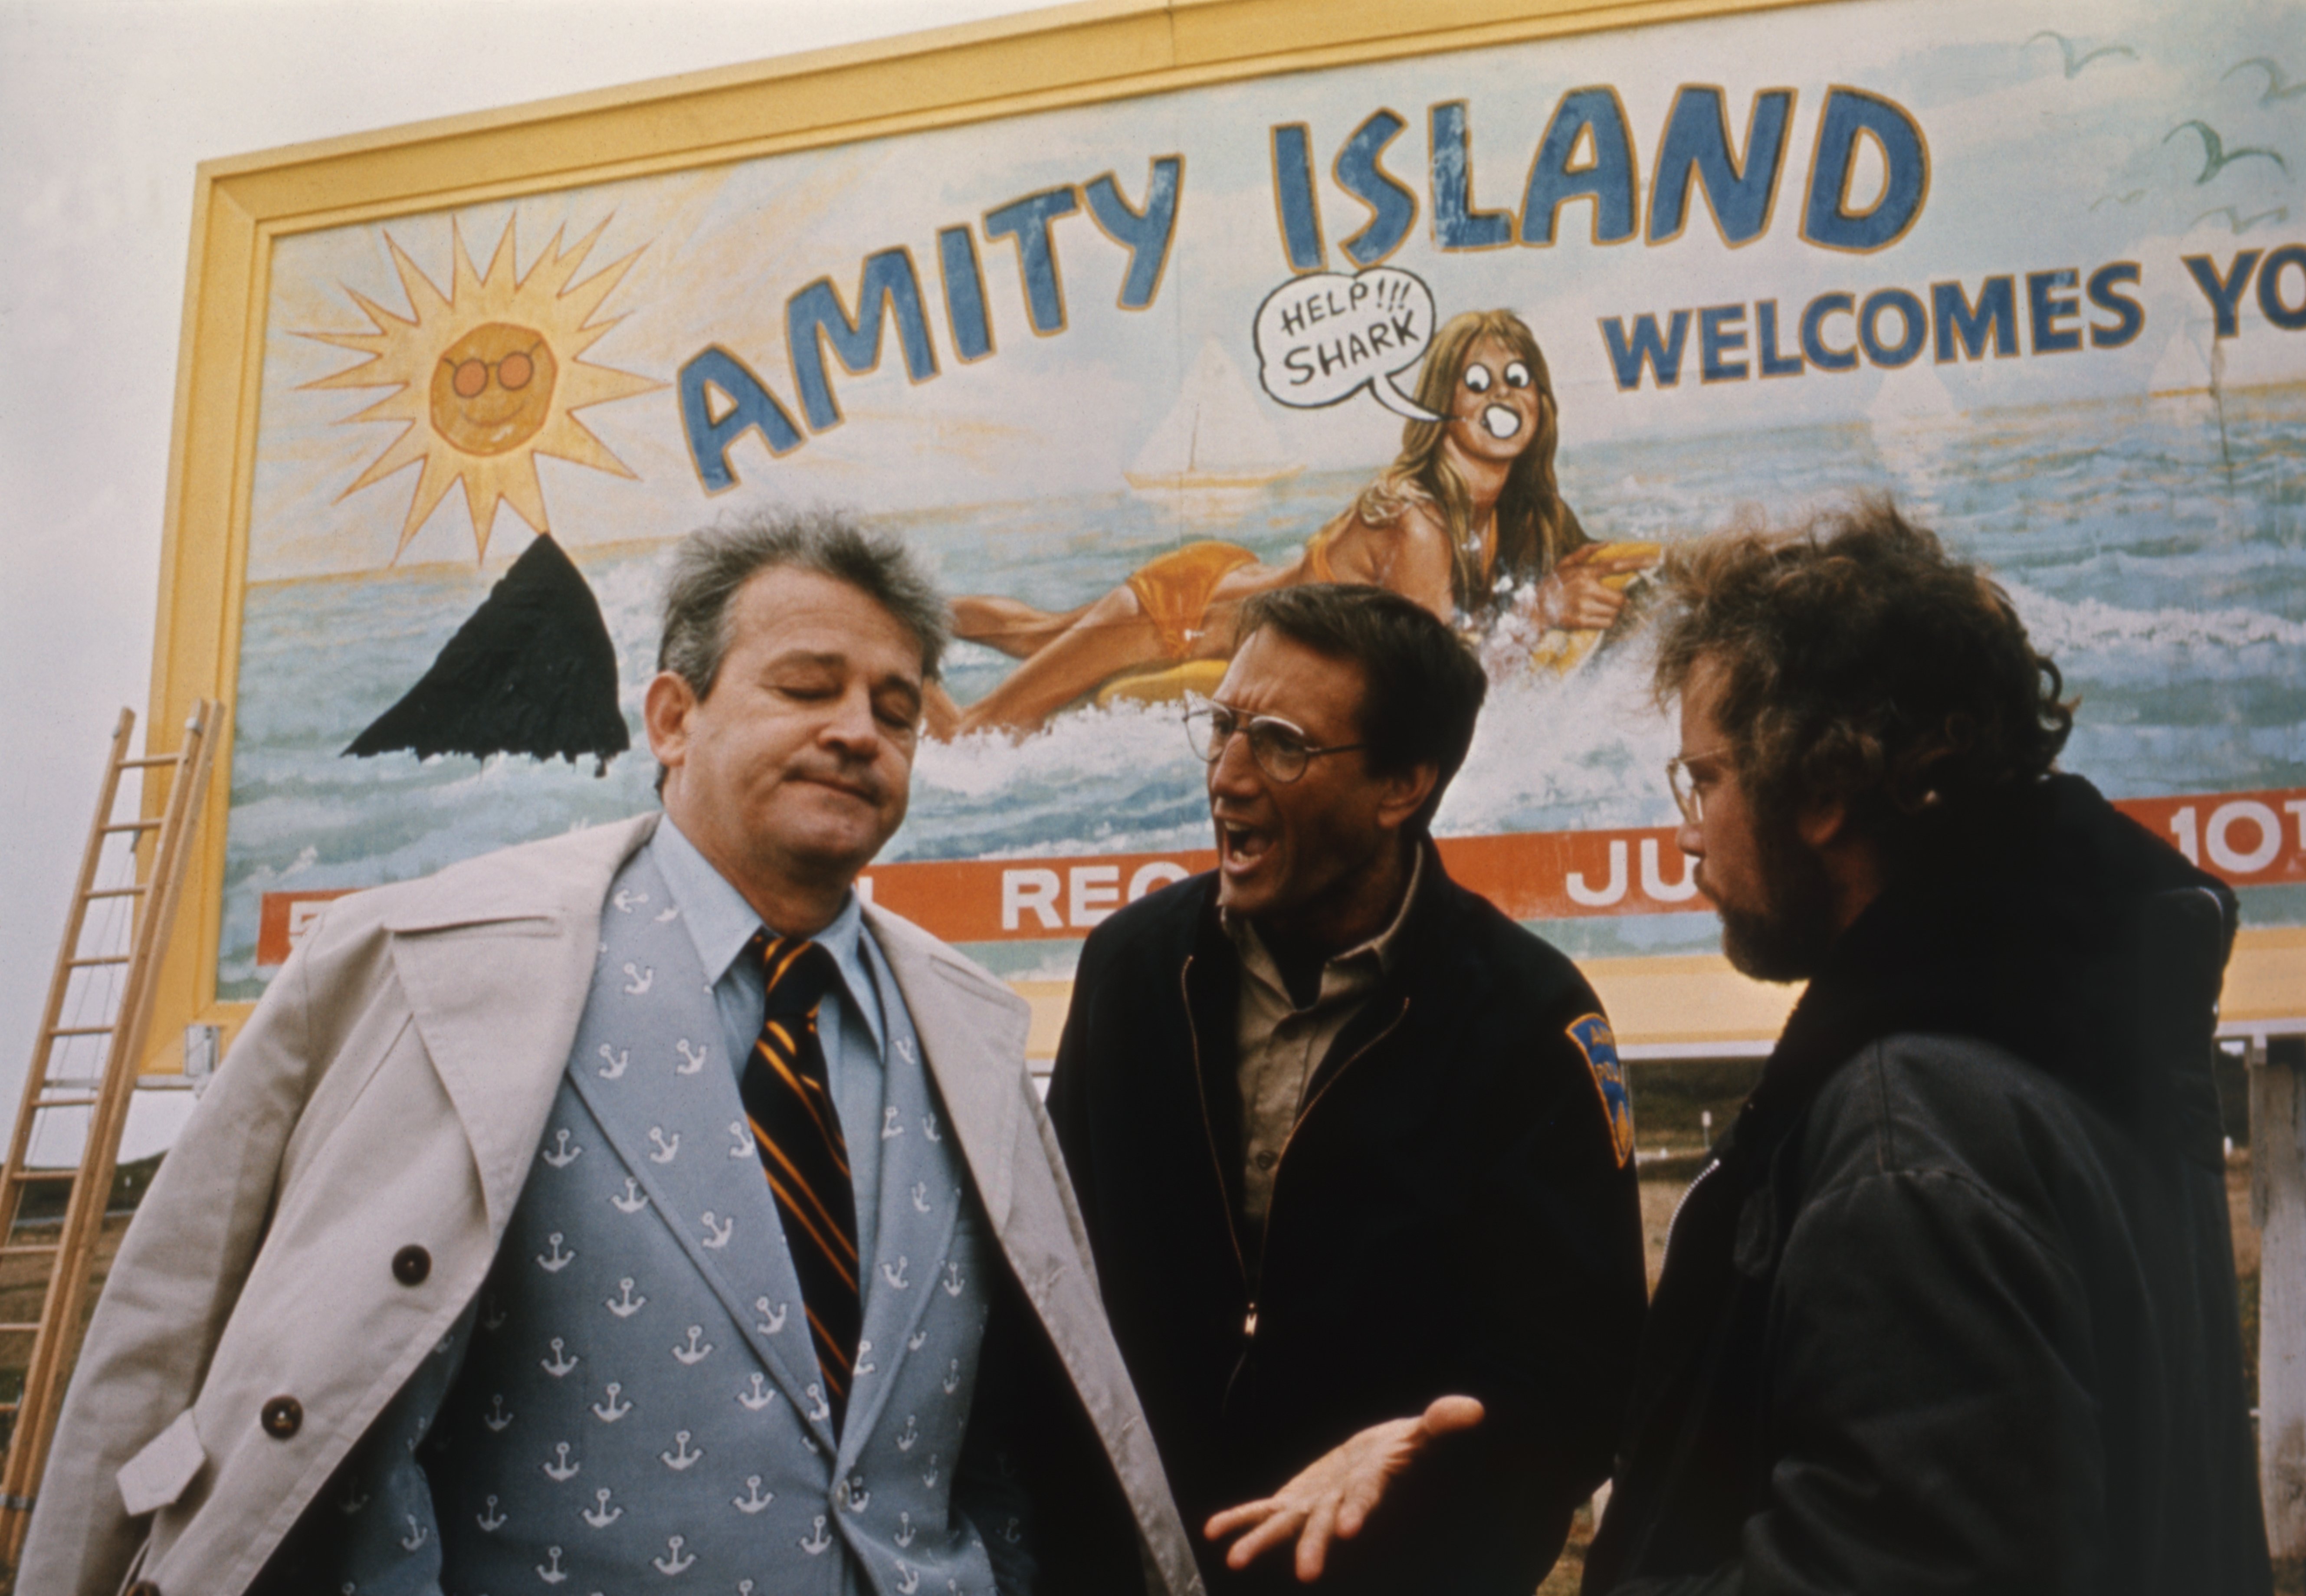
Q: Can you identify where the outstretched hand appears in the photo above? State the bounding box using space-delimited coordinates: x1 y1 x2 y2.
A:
1534 544 1653 631
1203 1396 1486 1582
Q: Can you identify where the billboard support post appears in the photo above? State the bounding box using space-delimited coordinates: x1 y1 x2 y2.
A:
2253 1034 2306 1556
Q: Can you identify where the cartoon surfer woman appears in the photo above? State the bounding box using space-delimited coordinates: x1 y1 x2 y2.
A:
926 309 1650 738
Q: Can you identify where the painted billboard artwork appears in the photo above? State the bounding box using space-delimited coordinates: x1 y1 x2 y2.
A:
225 0 2306 1002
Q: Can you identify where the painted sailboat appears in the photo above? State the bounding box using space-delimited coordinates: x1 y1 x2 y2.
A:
1125 338 1300 520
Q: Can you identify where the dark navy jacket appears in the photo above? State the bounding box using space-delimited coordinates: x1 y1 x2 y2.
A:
1584 777 2272 1596
1048 850 1648 1596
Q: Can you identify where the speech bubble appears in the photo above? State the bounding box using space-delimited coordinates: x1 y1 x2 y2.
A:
1253 266 1440 420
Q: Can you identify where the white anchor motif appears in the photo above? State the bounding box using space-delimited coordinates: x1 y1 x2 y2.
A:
536 1546 569 1584
804 1383 833 1423
755 1297 788 1334
941 1360 961 1396
906 1329 928 1352
541 1338 580 1377
675 1038 710 1076
481 1294 508 1332
921 1453 940 1488
737 1584 754 1596
475 1495 505 1531
652 1535 697 1575
339 1484 370 1514
896 1413 920 1452
608 1278 646 1317
738 1373 777 1410
734 1475 775 1514
843 1473 872 1513
597 1045 630 1080
673 1325 715 1364
853 1338 876 1377
661 1429 704 1470
700 1211 734 1249
398 1513 430 1551
881 1257 911 1290
798 1516 833 1555
882 1105 905 1140
483 1393 513 1432
582 1487 623 1528
942 1261 966 1297
435 1330 456 1355
896 1510 918 1547
1004 1516 1023 1544
537 1233 575 1272
896 1561 921 1594
896 1036 916 1063
591 1382 632 1422
612 888 648 914
612 1177 650 1214
541 1129 582 1168
728 1120 756 1159
543 1442 581 1482
622 963 655 995
654 906 681 923
648 1127 681 1163
911 1182 932 1213
922 1108 942 1144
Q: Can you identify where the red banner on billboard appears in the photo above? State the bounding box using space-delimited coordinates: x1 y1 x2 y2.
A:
257 785 2306 968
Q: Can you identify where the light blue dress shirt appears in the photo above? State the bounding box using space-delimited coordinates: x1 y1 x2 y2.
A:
650 817 892 1275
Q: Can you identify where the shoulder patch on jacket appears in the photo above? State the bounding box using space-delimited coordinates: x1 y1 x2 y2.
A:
1567 1013 1635 1168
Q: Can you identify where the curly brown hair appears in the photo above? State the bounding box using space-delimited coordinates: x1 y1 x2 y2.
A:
1652 497 2073 870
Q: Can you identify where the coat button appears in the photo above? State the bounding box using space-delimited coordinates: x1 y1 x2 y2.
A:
260 1396 303 1439
392 1245 431 1285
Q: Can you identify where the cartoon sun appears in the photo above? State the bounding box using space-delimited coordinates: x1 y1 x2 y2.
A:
303 217 659 561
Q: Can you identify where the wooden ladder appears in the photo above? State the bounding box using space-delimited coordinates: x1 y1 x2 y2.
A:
0 701 220 1557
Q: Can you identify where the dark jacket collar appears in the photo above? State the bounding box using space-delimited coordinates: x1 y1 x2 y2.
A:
1719 773 2234 1187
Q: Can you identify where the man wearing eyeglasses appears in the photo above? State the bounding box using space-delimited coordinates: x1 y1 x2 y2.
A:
1583 502 2270 1595
1046 583 1648 1596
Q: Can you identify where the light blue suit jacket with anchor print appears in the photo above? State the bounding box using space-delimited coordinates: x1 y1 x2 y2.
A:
20 814 1200 1596
279 841 1023 1596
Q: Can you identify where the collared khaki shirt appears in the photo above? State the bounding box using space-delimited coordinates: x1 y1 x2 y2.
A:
1224 848 1423 1274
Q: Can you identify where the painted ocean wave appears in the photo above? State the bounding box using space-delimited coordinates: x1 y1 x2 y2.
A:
219 387 2306 996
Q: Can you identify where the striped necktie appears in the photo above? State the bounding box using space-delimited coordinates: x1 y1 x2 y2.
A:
740 933 860 1428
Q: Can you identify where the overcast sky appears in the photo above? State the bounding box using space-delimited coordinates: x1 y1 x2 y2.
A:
0 0 1047 1152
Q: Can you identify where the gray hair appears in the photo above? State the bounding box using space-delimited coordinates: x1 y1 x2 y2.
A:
657 505 948 696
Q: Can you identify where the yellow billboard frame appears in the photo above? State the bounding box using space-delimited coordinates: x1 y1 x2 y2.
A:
138 0 2305 1066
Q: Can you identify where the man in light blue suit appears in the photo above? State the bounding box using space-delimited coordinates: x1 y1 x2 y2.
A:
24 511 1199 1596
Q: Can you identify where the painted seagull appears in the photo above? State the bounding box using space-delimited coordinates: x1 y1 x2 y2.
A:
2165 121 2290 183
2225 58 2306 104
2192 205 2291 234
2027 31 2135 79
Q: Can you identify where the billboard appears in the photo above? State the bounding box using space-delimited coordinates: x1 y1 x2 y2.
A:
149 0 2306 1058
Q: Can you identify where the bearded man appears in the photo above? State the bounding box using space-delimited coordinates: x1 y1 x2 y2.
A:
1582 500 2271 1595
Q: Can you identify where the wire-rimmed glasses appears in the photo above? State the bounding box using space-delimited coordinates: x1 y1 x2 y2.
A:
1665 747 1731 824
1185 705 1366 784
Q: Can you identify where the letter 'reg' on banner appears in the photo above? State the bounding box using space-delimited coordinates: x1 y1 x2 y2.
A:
1801 86 1930 252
